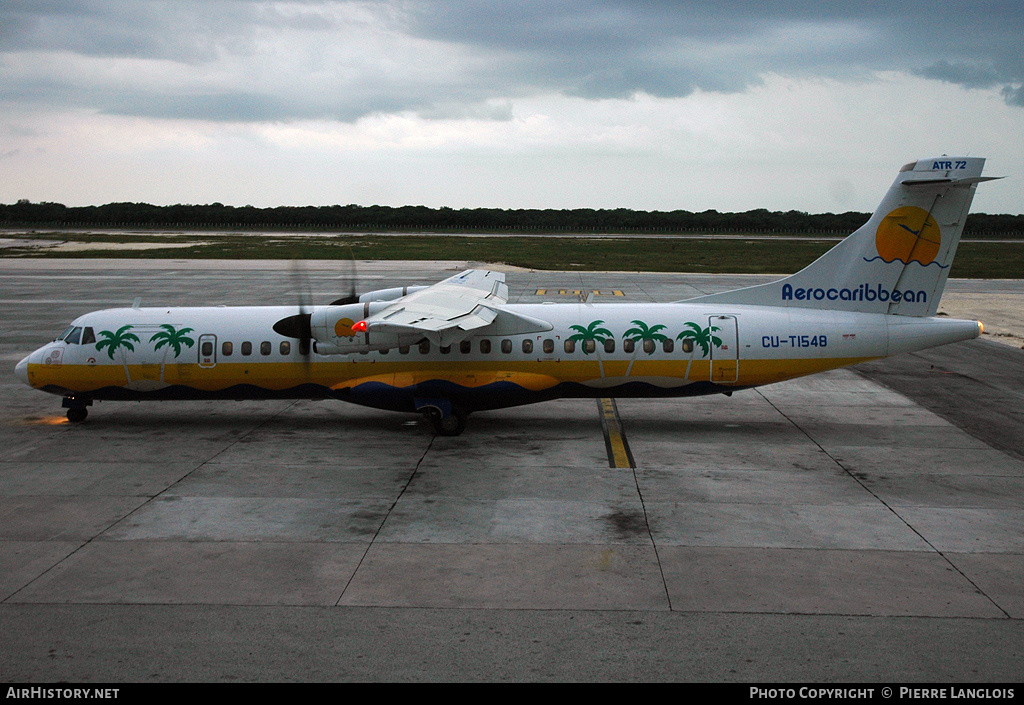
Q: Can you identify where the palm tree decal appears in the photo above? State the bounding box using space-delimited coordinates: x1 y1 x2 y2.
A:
149 324 195 358
676 322 721 357
95 325 141 360
568 320 613 377
623 320 668 349
568 320 613 349
677 322 722 380
622 320 668 376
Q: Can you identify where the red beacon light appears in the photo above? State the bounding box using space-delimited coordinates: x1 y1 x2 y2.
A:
352 320 368 333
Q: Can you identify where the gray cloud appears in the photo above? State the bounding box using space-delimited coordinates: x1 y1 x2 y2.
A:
404 1 1024 101
916 60 1002 90
1003 85 1024 107
1 0 1022 123
0 0 258 62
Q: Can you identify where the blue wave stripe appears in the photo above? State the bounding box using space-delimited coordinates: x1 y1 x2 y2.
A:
45 379 741 413
862 256 949 269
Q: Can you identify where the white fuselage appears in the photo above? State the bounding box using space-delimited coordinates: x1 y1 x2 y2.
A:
16 301 981 414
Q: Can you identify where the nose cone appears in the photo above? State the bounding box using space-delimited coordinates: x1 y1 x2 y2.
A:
15 355 30 386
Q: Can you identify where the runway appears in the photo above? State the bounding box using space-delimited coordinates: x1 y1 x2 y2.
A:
1 260 1023 681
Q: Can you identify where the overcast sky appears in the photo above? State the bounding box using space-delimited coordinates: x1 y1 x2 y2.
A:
1 1 1021 213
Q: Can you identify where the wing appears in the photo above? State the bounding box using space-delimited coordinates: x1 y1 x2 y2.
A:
357 269 510 348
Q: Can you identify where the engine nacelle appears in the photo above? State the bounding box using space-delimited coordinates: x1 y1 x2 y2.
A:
310 301 422 354
358 285 427 303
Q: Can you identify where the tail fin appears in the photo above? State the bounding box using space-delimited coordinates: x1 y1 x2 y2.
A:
688 157 999 316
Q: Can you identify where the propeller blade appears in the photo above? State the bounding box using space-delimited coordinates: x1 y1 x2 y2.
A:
288 259 313 360
329 244 359 305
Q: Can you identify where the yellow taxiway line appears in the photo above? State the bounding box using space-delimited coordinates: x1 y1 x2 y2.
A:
598 397 635 469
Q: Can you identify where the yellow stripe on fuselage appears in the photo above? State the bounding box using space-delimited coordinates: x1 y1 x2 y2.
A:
27 355 880 394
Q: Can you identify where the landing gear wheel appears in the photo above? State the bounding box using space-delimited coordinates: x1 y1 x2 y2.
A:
67 407 88 423
428 407 467 436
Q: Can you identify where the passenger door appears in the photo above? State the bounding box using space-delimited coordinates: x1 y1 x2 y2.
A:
709 315 739 383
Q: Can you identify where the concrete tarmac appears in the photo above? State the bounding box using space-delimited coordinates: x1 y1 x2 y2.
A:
1 260 1023 682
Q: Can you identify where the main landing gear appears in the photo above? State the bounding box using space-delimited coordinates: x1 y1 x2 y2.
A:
62 395 92 423
428 406 467 436
415 398 468 436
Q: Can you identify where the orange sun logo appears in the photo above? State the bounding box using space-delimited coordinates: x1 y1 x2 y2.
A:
875 206 941 265
335 318 356 337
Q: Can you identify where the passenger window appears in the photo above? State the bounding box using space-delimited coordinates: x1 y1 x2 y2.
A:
399 346 410 354
583 339 595 354
522 339 533 354
604 339 615 353
81 327 95 344
623 339 635 353
543 339 554 354
460 340 471 354
440 345 451 355
564 339 575 353
419 340 430 354
280 341 290 355
480 339 491 354
260 341 271 356
379 348 388 355
681 339 694 354
242 342 252 356
65 327 82 345
663 339 674 353
643 339 655 354
501 339 512 354
222 341 233 356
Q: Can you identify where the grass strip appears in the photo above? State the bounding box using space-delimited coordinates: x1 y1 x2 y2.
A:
3 234 1021 278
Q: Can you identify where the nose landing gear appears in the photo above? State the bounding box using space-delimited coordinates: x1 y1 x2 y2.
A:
62 395 92 423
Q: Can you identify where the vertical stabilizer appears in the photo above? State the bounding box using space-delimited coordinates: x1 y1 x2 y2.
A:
688 157 998 316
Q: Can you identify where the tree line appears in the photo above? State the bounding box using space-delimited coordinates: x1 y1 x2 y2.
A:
2 200 1022 237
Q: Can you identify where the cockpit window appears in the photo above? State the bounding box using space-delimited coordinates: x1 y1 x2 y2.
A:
56 325 75 342
81 327 95 344
64 327 82 345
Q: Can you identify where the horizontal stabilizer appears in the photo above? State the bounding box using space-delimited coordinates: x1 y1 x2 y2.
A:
904 175 1002 186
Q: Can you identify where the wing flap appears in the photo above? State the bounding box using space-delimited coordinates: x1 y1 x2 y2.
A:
362 269 510 347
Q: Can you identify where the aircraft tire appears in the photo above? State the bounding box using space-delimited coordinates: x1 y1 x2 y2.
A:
67 407 88 423
430 407 467 436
